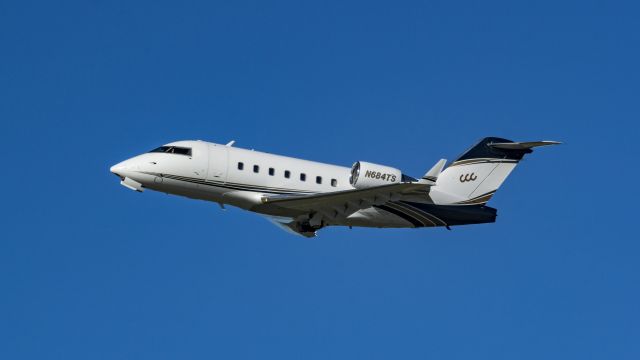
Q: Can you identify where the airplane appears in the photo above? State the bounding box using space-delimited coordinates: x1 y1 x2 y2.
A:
110 137 559 237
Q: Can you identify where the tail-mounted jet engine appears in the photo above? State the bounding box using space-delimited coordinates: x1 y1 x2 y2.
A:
349 161 406 189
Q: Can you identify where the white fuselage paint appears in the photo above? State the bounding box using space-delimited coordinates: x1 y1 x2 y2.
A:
110 140 413 228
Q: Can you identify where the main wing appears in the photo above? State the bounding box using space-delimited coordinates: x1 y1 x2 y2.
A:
254 182 432 237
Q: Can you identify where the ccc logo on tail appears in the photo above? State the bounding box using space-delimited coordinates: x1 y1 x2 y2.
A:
459 173 478 183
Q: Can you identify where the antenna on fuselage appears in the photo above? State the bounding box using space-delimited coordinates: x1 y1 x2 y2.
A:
225 140 236 147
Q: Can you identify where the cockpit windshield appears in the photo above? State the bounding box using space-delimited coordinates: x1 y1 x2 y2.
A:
149 146 192 156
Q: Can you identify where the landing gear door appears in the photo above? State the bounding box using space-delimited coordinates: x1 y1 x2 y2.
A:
207 144 229 183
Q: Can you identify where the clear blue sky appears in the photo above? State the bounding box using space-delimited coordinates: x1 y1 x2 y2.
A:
1 1 638 359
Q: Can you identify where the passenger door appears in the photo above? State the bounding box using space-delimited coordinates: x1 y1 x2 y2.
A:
207 144 229 183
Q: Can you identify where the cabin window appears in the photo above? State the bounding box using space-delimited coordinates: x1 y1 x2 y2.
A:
253 165 260 173
300 173 306 181
316 176 322 184
284 170 291 179
269 168 275 176
331 179 337 187
237 162 244 170
149 146 192 157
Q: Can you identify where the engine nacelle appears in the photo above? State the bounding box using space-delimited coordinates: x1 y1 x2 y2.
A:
350 161 403 189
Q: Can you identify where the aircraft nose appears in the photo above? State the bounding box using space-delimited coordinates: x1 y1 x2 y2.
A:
110 160 132 177
110 162 124 178
110 156 146 177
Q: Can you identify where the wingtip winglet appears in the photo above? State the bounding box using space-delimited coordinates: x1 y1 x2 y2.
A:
422 159 447 182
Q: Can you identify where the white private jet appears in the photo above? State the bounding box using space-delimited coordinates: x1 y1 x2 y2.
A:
110 137 559 237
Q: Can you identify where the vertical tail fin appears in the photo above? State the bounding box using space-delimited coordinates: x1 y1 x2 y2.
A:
432 137 560 205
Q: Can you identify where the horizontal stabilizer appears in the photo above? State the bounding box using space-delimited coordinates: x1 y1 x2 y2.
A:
488 140 561 150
